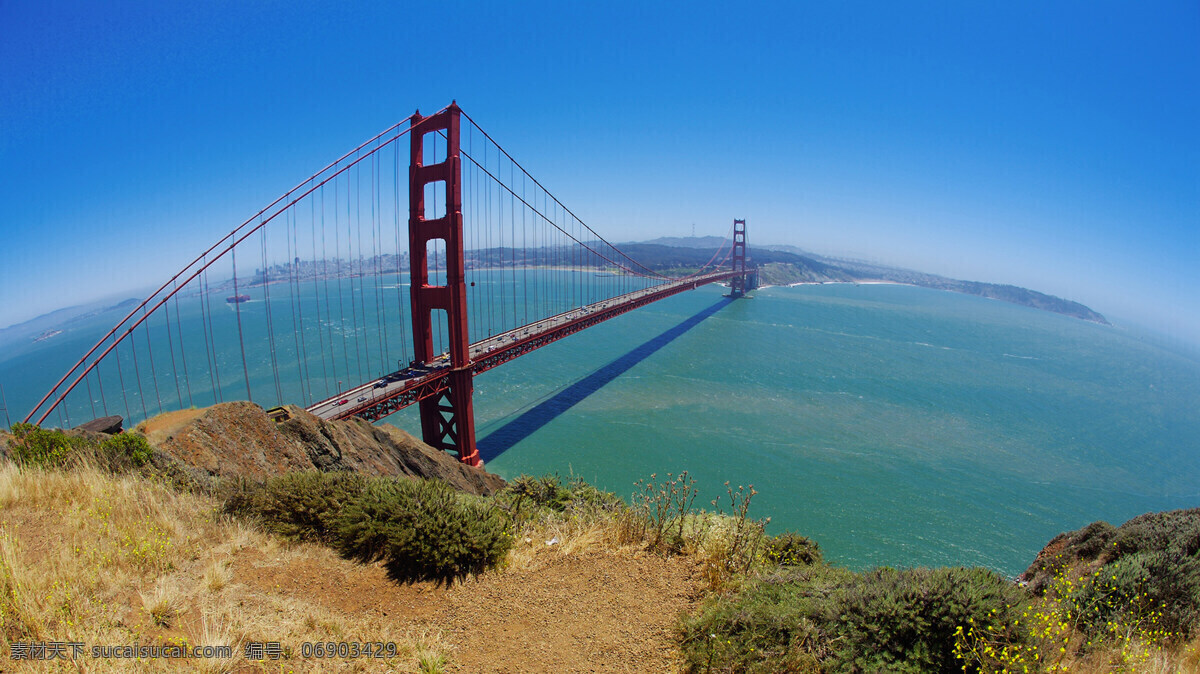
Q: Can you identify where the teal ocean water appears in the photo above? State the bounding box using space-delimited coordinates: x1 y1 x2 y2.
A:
456 283 1200 576
3 281 1198 576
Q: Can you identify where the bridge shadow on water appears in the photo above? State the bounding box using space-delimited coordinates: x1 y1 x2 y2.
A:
477 296 733 463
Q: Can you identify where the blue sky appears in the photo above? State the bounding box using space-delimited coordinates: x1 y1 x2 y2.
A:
2 0 1197 344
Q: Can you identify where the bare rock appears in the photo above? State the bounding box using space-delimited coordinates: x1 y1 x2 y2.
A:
142 402 504 495
74 415 123 435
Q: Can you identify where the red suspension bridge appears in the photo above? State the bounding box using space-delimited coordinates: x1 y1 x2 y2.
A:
25 103 755 466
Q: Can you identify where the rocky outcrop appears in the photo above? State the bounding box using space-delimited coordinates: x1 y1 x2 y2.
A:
1018 520 1116 593
74 415 123 435
141 402 504 496
1019 508 1200 593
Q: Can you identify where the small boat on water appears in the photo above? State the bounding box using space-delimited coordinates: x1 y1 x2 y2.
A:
226 294 250 304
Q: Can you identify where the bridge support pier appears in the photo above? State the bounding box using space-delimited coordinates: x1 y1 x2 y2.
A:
409 103 480 466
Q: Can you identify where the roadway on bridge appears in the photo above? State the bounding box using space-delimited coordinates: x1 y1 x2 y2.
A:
306 272 735 422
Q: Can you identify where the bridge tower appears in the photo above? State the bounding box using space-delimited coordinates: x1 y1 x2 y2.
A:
730 218 748 297
408 103 480 466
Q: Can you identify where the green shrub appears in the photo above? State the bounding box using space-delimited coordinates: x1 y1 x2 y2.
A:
217 475 266 520
500 474 622 523
6 424 155 473
825 566 1028 673
1110 509 1200 558
680 563 853 673
506 474 573 511
680 564 1028 674
8 422 36 437
7 423 77 468
257 471 373 544
336 477 512 585
1070 520 1117 560
565 479 623 513
1040 509 1200 640
765 532 822 567
1071 548 1200 641
99 433 154 468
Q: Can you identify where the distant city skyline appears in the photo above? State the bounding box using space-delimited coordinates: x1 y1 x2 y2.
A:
2 1 1196 346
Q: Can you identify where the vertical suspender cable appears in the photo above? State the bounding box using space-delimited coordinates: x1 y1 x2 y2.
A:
261 227 284 405
172 282 193 408
467 125 478 342
314 192 332 397
510 161 516 332
394 140 409 365
288 205 311 405
520 167 525 326
322 187 339 392
230 247 254 402
83 370 97 419
350 158 366 381
200 264 223 403
283 207 301 403
128 323 149 421
161 297 183 409
95 363 109 416
141 307 163 416
486 140 494 337
196 268 215 400
496 142 504 335
333 180 350 388
373 148 388 374
114 343 132 424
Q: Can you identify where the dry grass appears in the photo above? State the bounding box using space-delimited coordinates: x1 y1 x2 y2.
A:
504 511 629 574
0 460 450 672
687 514 755 592
135 407 205 446
201 558 233 593
140 579 186 628
1043 638 1200 673
502 499 757 600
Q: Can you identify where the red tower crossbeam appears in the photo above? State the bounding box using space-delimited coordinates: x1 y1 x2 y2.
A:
408 103 480 466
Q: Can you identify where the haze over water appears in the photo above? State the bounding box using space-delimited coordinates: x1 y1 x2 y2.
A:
3 279 1198 577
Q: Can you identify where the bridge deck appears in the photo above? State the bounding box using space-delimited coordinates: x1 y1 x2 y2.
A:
307 270 740 422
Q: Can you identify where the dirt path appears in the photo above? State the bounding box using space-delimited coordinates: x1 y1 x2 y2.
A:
434 552 698 672
233 545 702 672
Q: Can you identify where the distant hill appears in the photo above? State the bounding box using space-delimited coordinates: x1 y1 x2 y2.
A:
0 297 140 351
631 237 1109 325
790 255 1110 325
635 236 729 250
758 243 820 257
